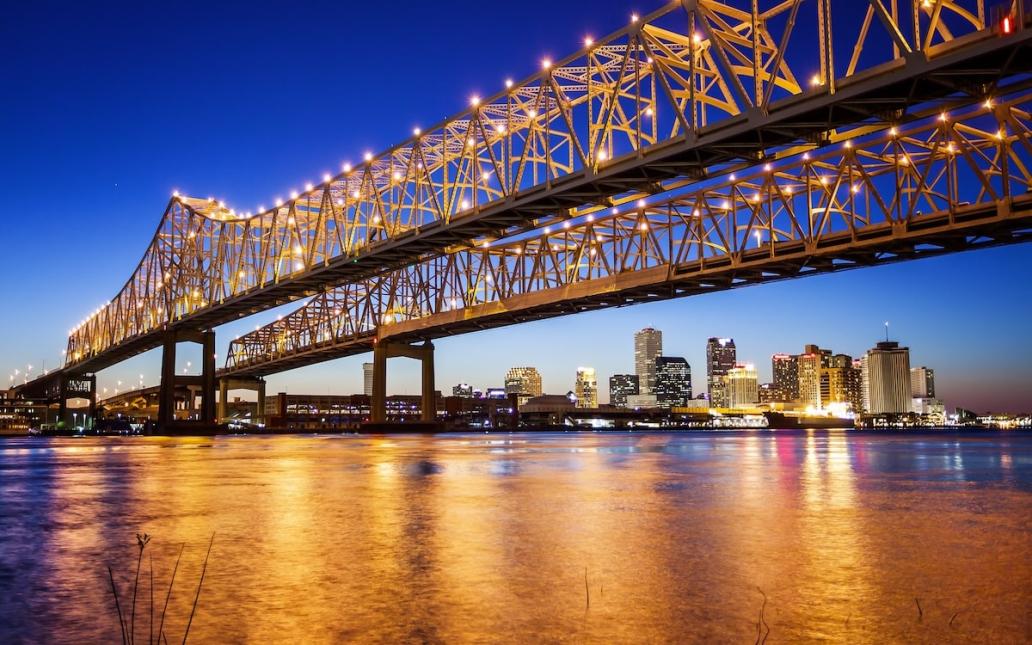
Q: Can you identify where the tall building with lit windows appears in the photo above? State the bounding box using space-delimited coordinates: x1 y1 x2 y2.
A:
653 357 692 408
504 366 543 407
706 337 736 407
634 328 663 395
362 363 374 396
575 367 598 409
862 340 912 414
609 374 639 408
797 344 831 409
910 367 935 398
725 364 759 408
771 353 799 401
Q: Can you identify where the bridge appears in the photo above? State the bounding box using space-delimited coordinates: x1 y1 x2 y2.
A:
12 0 1032 430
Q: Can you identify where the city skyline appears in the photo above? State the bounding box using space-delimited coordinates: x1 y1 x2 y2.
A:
2 1 1031 413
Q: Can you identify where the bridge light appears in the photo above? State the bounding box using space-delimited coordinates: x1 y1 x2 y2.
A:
584 36 593 47
364 152 373 162
810 74 821 87
505 78 513 89
470 95 480 107
482 171 490 181
597 150 607 161
631 13 639 23
984 98 993 109
692 33 701 44
305 182 314 191
1002 15 1012 35
639 222 648 231
541 58 551 70
461 199 470 210
889 126 898 137
544 226 551 233
645 107 653 117
413 127 421 136
763 163 772 172
290 190 299 199
637 199 646 208
939 112 948 122
276 198 284 207
322 173 332 183
586 214 594 222
172 190 179 197
495 123 506 133
343 163 352 173
563 221 570 229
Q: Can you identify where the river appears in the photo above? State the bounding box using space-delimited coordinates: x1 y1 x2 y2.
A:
1 431 1029 643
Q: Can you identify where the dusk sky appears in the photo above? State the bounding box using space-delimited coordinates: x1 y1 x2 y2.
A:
2 1 1030 412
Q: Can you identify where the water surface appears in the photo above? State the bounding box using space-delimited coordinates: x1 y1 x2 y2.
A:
1 431 1030 643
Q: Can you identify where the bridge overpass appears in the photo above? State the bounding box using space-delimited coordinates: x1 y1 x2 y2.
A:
13 0 1032 430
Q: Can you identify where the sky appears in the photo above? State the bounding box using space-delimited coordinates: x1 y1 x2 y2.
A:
1 1 1030 413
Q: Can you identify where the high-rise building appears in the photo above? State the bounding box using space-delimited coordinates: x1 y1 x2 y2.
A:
634 328 663 394
797 344 831 409
910 367 935 398
362 363 374 396
575 367 598 408
846 359 865 413
653 357 692 408
504 366 543 407
771 354 799 402
725 364 759 408
706 337 736 407
609 374 639 408
862 340 912 414
452 383 474 398
758 383 778 404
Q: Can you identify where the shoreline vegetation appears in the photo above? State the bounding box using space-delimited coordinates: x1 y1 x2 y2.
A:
107 534 214 645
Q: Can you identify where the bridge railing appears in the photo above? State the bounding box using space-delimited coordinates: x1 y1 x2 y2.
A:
224 90 1032 373
67 0 1010 367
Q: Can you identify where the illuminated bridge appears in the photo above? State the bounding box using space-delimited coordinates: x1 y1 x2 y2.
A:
14 0 1032 430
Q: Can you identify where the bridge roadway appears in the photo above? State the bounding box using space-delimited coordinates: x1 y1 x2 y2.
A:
60 1 1032 376
220 93 1032 379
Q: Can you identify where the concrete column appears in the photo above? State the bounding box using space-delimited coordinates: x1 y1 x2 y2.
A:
256 379 266 425
421 341 435 422
217 378 228 423
201 330 216 425
371 342 388 423
157 332 177 428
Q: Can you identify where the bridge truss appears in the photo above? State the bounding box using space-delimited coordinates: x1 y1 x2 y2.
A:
63 0 1032 374
223 92 1032 377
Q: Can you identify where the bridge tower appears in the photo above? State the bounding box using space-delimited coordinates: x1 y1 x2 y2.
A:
217 376 267 425
157 329 217 432
370 340 436 424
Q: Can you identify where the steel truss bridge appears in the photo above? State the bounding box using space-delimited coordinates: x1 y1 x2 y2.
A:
14 0 1032 428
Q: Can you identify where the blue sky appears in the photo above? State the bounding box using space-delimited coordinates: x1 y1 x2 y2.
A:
1 1 1030 412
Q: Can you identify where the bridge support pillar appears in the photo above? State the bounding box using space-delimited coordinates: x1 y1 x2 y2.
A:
217 376 266 425
157 329 217 433
370 340 436 424
256 379 266 425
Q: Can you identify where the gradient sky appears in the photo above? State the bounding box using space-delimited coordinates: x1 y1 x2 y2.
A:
1 1 1030 412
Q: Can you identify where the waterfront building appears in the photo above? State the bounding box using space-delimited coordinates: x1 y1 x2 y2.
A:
653 357 692 408
706 337 736 407
758 382 777 404
862 340 913 414
910 366 935 398
452 383 474 398
797 344 831 409
609 374 639 408
504 366 543 407
575 367 598 408
725 364 759 408
912 397 946 425
634 327 663 394
362 362 373 396
771 353 799 401
819 353 858 410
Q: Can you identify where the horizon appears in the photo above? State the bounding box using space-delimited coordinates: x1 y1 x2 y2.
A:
2 0 1031 413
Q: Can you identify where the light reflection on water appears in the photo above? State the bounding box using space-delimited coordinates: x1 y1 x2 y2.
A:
1 431 1030 643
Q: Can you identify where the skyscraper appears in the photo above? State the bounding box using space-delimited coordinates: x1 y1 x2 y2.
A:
771 353 799 401
575 367 598 408
504 366 543 407
797 344 831 409
362 362 374 396
863 340 912 414
653 357 692 408
634 328 663 394
910 367 935 398
706 337 736 407
609 374 639 408
725 364 759 408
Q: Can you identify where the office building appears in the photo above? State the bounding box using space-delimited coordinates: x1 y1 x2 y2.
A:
575 367 598 408
771 354 799 401
862 340 913 414
452 383 474 398
912 397 946 424
504 366 543 407
362 362 374 396
797 344 831 409
706 337 736 407
653 357 692 408
725 364 759 408
910 367 935 398
609 374 639 408
634 328 663 394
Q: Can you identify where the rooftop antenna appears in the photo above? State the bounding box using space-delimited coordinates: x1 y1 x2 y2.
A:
884 320 890 342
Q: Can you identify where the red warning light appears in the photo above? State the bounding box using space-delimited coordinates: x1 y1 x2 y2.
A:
1003 16 1012 34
